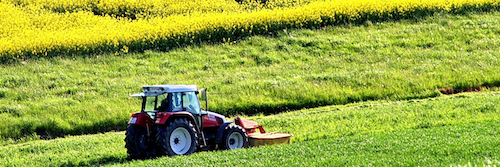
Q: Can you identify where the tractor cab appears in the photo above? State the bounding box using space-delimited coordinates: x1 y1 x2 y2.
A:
130 85 205 124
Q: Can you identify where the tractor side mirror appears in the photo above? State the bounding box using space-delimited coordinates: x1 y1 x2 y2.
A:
199 88 207 101
198 88 208 111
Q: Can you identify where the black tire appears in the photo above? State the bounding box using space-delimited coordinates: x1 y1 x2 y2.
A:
124 124 154 159
156 118 198 156
221 124 248 150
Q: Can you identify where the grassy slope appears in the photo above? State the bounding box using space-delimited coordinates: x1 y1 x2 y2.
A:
126 121 500 167
0 91 499 166
2 11 500 140
254 91 500 142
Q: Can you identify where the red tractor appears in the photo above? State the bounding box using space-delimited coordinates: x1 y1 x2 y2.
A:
125 85 248 158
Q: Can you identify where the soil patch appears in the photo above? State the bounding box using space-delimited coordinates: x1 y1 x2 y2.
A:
438 87 483 95
439 84 500 95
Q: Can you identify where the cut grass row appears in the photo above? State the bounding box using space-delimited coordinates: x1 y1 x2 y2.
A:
253 91 500 142
0 91 499 166
127 121 500 166
2 11 500 141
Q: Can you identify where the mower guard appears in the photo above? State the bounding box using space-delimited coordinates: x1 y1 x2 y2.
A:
235 117 293 147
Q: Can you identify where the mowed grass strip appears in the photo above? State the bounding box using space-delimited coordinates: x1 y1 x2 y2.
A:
0 91 499 166
251 92 500 142
1 11 500 141
126 121 500 167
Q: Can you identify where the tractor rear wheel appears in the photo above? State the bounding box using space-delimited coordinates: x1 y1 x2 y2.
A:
221 124 248 150
125 124 154 159
156 118 198 156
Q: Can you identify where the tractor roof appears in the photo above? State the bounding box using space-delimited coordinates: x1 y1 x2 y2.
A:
130 85 198 97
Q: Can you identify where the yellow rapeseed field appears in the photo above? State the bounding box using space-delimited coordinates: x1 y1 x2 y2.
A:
0 0 499 60
4 0 243 17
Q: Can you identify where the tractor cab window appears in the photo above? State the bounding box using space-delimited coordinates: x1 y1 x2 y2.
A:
171 92 201 115
156 94 169 111
183 92 201 115
144 93 168 112
171 92 183 112
144 96 157 112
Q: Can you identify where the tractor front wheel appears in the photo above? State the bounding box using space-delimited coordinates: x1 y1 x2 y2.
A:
125 124 154 159
156 118 198 156
221 124 248 150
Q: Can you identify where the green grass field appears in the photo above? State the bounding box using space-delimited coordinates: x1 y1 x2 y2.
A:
2 11 500 141
0 91 499 166
1 1 500 166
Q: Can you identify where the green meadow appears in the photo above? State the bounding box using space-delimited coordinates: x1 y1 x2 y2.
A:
0 91 499 166
2 11 500 142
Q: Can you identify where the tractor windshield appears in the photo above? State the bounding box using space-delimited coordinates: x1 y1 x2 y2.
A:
171 92 201 115
141 92 200 115
184 92 201 114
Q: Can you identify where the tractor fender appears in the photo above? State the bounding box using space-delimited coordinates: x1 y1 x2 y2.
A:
155 111 201 132
128 112 153 129
215 121 234 144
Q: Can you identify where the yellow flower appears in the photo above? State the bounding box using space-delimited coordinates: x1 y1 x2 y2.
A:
0 0 498 59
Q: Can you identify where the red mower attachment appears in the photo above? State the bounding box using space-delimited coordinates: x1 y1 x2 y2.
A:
235 117 293 147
